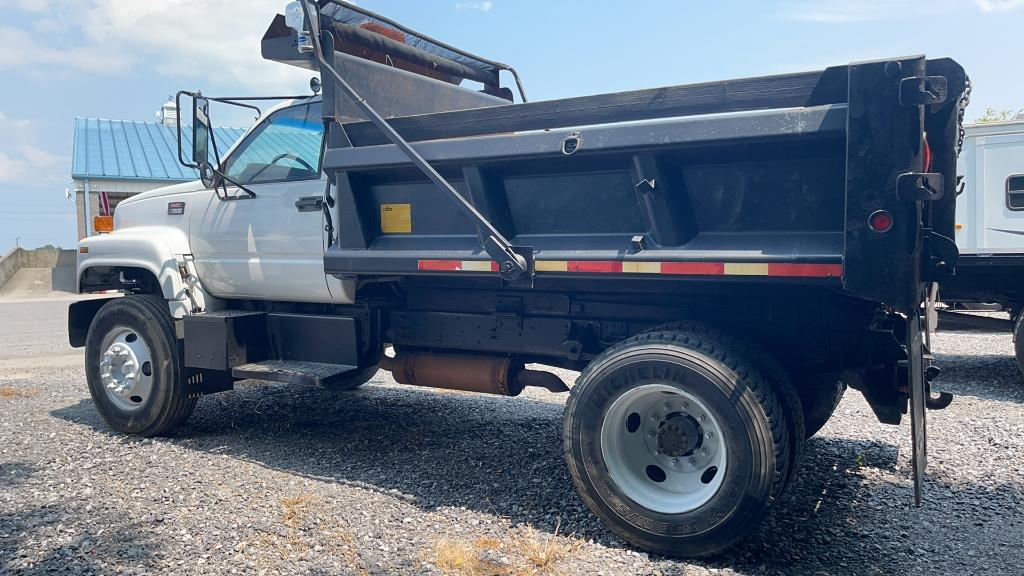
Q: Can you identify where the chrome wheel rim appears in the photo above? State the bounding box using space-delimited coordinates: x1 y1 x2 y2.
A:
99 326 154 412
600 383 727 514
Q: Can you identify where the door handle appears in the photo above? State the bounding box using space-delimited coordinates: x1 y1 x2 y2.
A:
295 196 324 213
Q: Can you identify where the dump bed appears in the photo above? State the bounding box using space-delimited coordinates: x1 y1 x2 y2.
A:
264 4 967 314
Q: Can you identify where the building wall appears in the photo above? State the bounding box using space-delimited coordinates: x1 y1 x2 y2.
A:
74 178 186 240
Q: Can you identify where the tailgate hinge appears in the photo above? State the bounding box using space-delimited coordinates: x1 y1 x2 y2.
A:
897 172 944 202
899 75 948 108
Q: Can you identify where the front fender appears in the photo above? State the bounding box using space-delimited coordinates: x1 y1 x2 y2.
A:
77 227 215 318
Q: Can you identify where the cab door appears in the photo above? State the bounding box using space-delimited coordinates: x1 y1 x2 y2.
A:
189 100 347 303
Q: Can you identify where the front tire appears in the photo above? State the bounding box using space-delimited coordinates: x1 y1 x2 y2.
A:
85 295 196 436
563 328 791 557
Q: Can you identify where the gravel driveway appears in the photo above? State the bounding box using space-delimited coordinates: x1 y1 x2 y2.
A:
2 298 1023 575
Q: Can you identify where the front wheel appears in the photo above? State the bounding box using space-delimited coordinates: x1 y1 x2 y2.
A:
84 295 196 436
563 328 791 558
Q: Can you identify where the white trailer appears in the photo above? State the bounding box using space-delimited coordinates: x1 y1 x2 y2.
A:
941 119 1024 366
955 119 1024 253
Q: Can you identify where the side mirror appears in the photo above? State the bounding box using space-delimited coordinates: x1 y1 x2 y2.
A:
192 96 212 168
198 162 218 189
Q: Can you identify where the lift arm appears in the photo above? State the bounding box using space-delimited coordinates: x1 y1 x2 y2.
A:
295 0 532 283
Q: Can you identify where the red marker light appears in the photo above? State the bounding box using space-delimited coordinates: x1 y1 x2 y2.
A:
869 210 894 233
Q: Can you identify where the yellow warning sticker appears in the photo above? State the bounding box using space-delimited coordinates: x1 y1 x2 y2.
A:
380 203 412 234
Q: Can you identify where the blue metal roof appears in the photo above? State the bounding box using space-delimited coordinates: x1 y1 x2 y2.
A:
72 118 246 181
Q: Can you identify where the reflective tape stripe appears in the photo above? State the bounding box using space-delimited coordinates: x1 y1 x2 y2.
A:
415 260 842 278
418 260 463 271
766 263 843 278
568 260 622 273
724 262 770 276
660 262 726 275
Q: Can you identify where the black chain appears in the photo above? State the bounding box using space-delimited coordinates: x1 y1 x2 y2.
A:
956 75 972 156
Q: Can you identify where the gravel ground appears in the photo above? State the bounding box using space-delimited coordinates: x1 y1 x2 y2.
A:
2 299 1024 575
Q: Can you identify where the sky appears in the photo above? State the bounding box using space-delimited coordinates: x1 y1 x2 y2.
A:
0 0 1022 251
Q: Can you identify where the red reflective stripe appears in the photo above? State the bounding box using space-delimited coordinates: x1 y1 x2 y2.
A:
922 137 932 173
660 262 726 275
416 259 842 277
418 260 462 271
766 263 843 278
568 260 623 273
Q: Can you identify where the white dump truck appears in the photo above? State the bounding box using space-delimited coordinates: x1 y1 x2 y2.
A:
68 0 969 557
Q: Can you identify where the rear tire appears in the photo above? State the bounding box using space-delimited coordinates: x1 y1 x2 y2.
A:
563 328 792 557
795 375 846 438
1014 313 1024 376
85 295 196 436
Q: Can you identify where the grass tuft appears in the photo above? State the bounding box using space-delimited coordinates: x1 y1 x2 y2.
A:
434 537 505 576
431 522 582 576
0 387 40 399
510 521 582 574
280 494 316 528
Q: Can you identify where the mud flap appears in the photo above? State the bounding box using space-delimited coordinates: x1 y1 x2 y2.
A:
907 308 927 506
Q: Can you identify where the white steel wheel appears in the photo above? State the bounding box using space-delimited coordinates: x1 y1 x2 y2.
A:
98 326 155 412
600 383 726 514
85 295 196 436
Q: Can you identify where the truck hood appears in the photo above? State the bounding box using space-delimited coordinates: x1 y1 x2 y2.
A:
118 180 207 206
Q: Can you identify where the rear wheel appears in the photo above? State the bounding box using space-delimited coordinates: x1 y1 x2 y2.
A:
795 375 846 438
1014 313 1024 375
85 295 196 436
563 328 791 557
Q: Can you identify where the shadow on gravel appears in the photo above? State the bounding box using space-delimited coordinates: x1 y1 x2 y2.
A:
0 462 37 489
51 383 1024 576
933 352 1024 404
0 468 160 574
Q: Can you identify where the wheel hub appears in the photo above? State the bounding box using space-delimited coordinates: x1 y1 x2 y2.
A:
98 328 154 411
101 342 140 396
656 414 702 457
600 384 727 514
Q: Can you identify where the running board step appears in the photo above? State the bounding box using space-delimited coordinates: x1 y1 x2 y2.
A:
232 360 358 387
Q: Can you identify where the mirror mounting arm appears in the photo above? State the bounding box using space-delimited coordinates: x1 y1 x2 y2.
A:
199 162 257 200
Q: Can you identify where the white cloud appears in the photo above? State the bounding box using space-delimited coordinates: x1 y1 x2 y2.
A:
784 0 915 22
0 0 313 93
784 0 1022 22
0 114 66 184
974 0 1024 11
0 25 133 74
13 0 50 12
455 1 493 12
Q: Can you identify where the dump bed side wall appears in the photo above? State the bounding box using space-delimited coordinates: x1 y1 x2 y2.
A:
316 56 965 313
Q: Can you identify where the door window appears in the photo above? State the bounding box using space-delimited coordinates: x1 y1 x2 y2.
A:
223 102 323 185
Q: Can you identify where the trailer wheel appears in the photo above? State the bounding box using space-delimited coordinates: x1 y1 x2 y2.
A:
323 366 380 391
84 295 196 437
1014 313 1024 375
795 375 846 438
564 329 791 557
